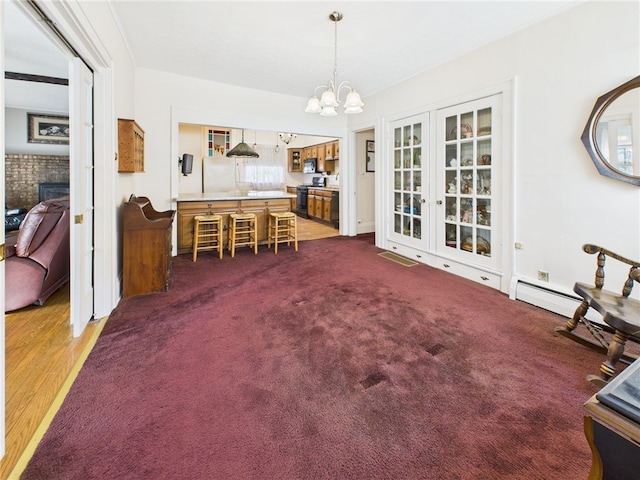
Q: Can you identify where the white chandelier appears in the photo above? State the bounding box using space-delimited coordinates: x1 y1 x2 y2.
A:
278 133 297 144
305 11 364 117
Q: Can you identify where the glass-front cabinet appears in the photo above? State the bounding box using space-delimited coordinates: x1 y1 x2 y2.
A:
437 95 501 270
390 113 428 249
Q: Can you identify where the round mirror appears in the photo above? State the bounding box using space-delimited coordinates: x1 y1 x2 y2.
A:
582 75 640 186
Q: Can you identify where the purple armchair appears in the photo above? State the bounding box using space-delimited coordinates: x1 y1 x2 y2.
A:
5 196 70 312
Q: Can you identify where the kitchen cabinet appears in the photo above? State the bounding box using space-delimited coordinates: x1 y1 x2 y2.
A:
325 142 334 159
307 193 316 219
177 200 238 254
317 143 326 172
286 186 297 212
332 140 340 159
322 195 332 221
307 188 337 224
176 198 291 253
288 148 302 172
118 118 144 173
302 147 311 160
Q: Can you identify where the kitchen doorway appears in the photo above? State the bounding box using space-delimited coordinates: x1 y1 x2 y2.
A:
355 128 376 235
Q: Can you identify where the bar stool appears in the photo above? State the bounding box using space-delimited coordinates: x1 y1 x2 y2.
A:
267 211 298 254
192 214 224 261
228 212 258 257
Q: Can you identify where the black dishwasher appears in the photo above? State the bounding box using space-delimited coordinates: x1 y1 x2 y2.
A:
331 191 339 229
296 185 309 218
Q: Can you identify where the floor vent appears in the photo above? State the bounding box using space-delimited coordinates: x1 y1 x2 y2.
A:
378 251 418 267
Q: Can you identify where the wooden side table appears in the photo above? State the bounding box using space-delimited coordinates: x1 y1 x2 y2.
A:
583 359 640 479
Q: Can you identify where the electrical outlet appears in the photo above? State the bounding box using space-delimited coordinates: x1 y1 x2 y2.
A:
538 270 549 282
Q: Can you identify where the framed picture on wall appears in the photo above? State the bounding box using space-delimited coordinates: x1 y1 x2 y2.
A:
366 140 375 172
27 113 70 145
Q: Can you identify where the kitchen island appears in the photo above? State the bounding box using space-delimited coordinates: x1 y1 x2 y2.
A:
176 191 295 254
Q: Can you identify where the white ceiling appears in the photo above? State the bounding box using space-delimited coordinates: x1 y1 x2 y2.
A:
5 0 581 111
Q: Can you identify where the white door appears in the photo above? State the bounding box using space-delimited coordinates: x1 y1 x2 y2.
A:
436 94 502 271
69 57 94 336
388 113 429 250
0 1 6 457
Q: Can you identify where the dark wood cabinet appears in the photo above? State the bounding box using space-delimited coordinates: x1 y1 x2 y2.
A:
122 195 175 297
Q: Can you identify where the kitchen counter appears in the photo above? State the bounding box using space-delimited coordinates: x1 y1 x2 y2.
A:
177 190 296 202
176 192 295 253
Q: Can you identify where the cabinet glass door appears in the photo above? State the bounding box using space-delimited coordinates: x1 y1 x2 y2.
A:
390 114 428 248
437 96 500 268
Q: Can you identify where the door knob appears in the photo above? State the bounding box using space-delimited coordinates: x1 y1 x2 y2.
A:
436 200 443 205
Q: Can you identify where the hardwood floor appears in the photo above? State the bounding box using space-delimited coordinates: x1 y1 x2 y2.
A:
3 215 338 479
296 215 340 241
2 285 106 479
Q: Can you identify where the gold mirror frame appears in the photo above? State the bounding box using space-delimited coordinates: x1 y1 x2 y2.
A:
581 75 640 187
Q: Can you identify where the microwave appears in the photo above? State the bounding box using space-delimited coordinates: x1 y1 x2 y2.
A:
303 158 317 173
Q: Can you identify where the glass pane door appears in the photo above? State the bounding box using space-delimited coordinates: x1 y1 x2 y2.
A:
390 114 427 248
438 97 500 269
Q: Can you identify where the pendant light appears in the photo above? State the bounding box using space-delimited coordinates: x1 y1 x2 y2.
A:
305 11 364 116
226 129 259 158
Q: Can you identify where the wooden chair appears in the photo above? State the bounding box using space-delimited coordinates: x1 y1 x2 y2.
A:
192 214 223 261
555 244 640 386
228 212 257 257
267 211 298 254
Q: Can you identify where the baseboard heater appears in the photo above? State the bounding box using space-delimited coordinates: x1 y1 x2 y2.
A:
510 279 603 324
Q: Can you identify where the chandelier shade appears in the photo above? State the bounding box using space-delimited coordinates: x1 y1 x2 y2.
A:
305 11 363 116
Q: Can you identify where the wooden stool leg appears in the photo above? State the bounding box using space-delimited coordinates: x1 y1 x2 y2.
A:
229 218 236 258
217 219 223 259
192 219 200 262
253 218 258 254
293 215 298 252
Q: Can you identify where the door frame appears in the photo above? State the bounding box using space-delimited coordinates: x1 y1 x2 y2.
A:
22 0 119 320
0 0 118 458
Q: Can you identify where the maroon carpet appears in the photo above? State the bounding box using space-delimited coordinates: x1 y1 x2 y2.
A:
23 234 603 479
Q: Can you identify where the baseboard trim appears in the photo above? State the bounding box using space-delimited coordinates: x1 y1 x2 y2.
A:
510 277 602 323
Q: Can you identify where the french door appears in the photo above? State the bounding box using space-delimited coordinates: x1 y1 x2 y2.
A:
69 57 95 336
389 113 429 250
436 94 502 271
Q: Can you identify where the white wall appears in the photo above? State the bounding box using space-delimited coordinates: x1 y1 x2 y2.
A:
73 0 638 310
351 1 640 300
5 107 69 155
77 0 138 206
133 69 349 212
